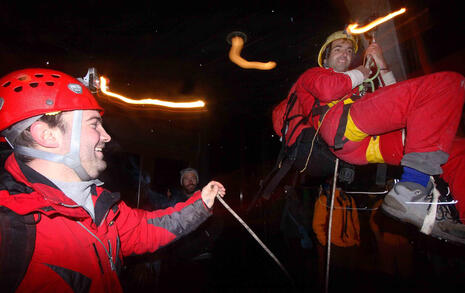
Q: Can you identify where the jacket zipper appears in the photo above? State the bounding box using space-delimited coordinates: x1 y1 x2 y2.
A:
92 243 105 274
116 236 120 260
107 240 113 269
77 221 116 271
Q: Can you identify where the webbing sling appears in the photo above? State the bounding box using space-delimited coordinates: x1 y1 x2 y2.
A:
311 94 361 150
260 135 303 201
248 92 311 210
334 104 351 149
262 91 313 199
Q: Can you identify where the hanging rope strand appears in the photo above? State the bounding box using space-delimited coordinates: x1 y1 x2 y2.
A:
215 195 295 285
325 158 340 293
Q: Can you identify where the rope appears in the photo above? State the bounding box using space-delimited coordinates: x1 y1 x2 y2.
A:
215 195 295 285
358 66 380 94
344 190 388 195
298 92 346 174
317 195 381 211
298 110 328 173
325 158 340 293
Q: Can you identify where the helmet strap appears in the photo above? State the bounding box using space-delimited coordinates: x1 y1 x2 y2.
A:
14 110 92 181
322 45 331 68
1 115 44 147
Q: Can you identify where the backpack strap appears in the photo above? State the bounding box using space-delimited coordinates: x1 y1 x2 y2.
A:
332 103 351 150
311 99 329 122
0 207 38 293
257 130 305 202
250 91 309 204
311 94 362 150
281 91 310 148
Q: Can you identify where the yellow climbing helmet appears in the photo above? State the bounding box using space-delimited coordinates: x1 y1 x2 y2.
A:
317 30 358 67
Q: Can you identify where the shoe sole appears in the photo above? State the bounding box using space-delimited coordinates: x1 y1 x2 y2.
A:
381 200 465 246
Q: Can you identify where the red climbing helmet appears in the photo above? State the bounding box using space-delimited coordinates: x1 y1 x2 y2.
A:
0 68 103 133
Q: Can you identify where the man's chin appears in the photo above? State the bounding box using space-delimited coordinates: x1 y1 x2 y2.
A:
333 65 348 72
185 187 197 194
90 162 107 179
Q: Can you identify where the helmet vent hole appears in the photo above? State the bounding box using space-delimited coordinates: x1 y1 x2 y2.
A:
2 81 11 87
51 74 60 78
18 75 29 81
29 82 39 88
34 74 44 78
14 86 23 92
45 82 54 86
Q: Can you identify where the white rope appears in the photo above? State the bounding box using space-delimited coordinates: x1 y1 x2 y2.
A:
325 158 339 293
215 195 293 283
407 200 457 205
344 190 388 195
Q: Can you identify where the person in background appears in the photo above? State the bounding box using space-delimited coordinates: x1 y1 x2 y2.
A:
169 167 201 202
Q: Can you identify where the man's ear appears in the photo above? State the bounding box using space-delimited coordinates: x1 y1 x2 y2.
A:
29 121 60 148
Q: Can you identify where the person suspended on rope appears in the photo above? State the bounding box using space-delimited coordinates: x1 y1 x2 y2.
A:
272 30 465 244
0 68 226 292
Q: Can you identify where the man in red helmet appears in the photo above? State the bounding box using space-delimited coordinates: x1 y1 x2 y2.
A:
273 30 465 244
0 68 226 292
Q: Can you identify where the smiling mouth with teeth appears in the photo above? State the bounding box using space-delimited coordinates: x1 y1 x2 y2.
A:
95 147 103 152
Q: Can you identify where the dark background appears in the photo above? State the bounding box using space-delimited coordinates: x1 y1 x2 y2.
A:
2 1 463 192
1 0 465 292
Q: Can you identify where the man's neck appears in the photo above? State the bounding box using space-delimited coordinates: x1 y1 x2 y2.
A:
27 158 82 182
326 66 349 73
182 190 194 198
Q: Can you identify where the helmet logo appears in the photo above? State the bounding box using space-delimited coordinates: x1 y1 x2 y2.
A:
0 97 4 111
68 83 83 94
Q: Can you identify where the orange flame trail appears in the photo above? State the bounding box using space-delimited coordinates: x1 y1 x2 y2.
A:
229 36 276 70
99 76 205 109
347 8 406 34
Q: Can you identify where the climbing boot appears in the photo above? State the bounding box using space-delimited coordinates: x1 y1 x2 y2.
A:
382 181 465 245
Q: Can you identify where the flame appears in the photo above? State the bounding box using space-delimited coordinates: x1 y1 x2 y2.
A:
229 36 276 70
347 8 406 34
99 76 205 109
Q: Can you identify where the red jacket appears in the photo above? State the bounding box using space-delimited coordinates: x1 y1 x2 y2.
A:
272 67 410 166
0 154 211 292
273 67 354 146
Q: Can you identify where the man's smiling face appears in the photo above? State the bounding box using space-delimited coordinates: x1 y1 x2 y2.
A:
324 38 354 72
60 110 111 179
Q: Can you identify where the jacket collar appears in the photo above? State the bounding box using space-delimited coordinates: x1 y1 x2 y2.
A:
2 154 120 222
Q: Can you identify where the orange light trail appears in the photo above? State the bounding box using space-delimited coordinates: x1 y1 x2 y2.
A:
229 36 276 70
347 8 406 34
99 76 205 109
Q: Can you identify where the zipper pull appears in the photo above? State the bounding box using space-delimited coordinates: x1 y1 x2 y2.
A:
108 240 116 271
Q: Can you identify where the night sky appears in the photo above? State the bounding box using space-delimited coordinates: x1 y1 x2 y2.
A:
1 1 465 291
1 0 464 190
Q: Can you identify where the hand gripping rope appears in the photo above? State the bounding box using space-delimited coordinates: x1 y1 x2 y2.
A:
215 195 294 285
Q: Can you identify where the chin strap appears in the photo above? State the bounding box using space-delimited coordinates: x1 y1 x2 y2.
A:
14 110 92 181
